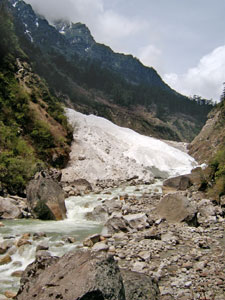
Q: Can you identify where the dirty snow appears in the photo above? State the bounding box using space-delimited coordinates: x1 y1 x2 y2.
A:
62 109 197 185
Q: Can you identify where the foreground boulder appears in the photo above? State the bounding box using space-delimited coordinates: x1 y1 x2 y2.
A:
16 250 125 300
156 192 197 225
16 250 159 300
26 170 66 220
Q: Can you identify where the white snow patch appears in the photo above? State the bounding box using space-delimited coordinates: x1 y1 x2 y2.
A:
13 1 18 7
62 109 197 185
35 21 39 28
25 30 33 43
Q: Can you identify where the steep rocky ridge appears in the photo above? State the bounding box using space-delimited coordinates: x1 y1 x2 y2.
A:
188 98 225 200
189 98 225 163
6 0 212 142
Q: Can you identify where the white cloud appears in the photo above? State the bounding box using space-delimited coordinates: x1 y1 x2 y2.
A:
138 44 163 72
164 45 225 102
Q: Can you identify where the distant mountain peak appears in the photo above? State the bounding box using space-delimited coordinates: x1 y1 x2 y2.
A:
53 20 95 46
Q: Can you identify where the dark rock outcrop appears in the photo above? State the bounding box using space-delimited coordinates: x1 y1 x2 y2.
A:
26 170 66 220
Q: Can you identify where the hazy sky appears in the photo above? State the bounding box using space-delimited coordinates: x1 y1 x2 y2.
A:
25 0 225 102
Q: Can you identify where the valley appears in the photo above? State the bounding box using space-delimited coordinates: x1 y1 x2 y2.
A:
0 1 224 299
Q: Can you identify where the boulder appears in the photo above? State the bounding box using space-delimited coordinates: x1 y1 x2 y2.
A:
16 250 160 300
0 197 22 219
163 175 192 193
91 242 109 252
197 199 216 218
16 250 125 300
26 170 66 220
83 234 101 247
103 199 122 215
123 213 148 230
121 269 160 300
103 213 130 234
87 205 108 222
0 240 14 255
156 193 197 225
4 291 17 299
0 254 12 265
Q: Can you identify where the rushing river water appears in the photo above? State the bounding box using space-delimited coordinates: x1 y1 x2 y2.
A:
0 180 162 295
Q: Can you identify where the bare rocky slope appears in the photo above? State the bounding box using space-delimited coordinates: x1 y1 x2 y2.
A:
188 99 225 164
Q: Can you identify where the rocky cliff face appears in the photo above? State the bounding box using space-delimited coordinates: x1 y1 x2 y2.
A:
188 99 225 163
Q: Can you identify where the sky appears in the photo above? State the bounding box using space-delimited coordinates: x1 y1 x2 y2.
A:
25 0 225 102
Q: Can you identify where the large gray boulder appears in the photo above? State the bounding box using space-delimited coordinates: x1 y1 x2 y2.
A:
16 250 125 300
104 213 130 234
16 250 160 300
156 192 197 225
163 175 192 193
0 197 22 219
26 170 66 220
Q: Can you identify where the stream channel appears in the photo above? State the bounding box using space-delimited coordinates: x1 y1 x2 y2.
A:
0 180 162 295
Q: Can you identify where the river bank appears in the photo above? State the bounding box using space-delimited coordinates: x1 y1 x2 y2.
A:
0 181 162 298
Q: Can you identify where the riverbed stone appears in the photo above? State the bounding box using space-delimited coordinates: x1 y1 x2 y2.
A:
123 213 148 230
36 242 49 252
91 242 109 252
0 254 12 265
16 237 31 248
0 197 22 219
121 269 160 300
88 205 108 222
4 291 17 299
11 271 23 278
104 213 130 234
83 234 101 247
0 240 14 255
156 193 197 224
26 170 66 220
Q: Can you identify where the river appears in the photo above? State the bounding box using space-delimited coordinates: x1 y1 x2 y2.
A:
0 180 162 296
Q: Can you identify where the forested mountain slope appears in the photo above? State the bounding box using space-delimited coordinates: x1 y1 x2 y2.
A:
6 0 212 142
0 2 72 195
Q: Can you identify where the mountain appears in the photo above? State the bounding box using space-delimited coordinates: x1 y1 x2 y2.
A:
0 1 72 195
6 0 212 142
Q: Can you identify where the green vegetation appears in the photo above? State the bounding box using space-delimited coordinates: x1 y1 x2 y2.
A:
207 149 225 201
0 5 72 195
